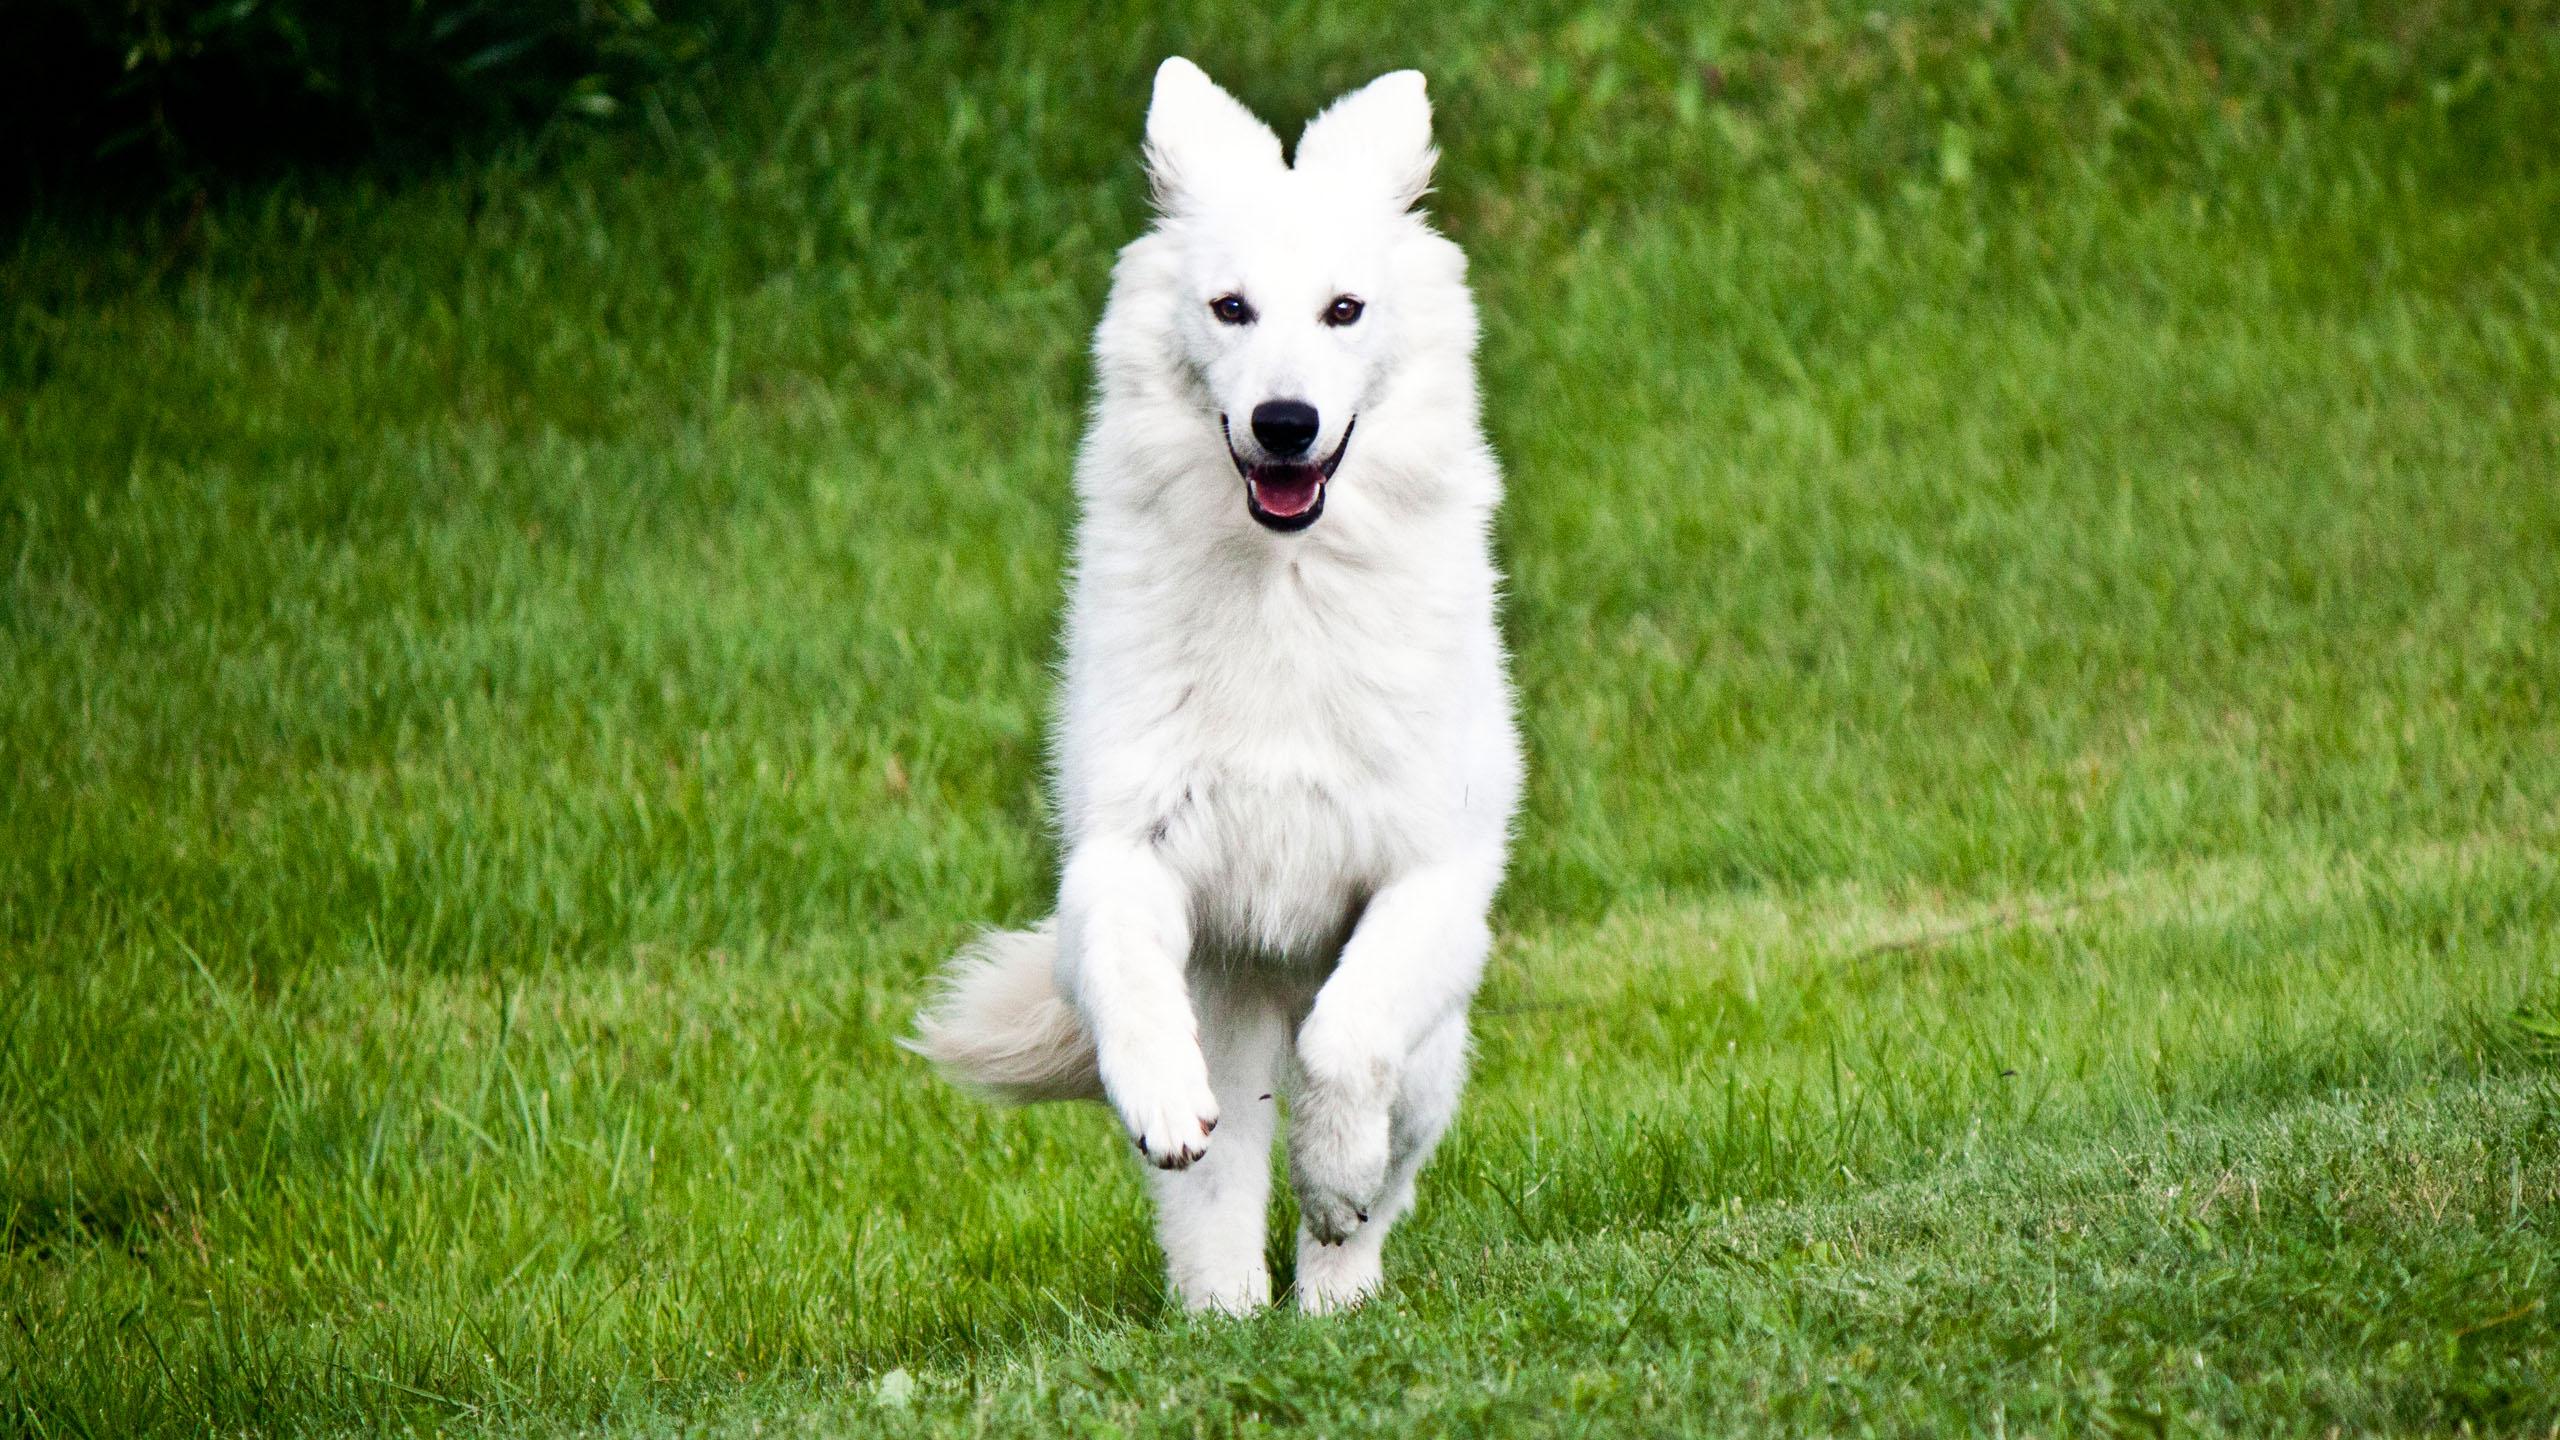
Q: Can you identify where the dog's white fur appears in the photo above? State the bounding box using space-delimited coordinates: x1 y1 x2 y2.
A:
909 57 1519 1316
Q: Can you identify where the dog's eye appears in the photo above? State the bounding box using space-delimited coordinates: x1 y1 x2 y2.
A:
1324 295 1365 327
1209 294 1254 325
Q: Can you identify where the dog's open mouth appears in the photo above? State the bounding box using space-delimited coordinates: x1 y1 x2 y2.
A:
1224 416 1354 533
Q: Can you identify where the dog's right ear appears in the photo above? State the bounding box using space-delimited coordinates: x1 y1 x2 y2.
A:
1145 57 1283 214
1297 70 1435 212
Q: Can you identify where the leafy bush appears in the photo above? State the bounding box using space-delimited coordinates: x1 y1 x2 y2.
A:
1 0 750 205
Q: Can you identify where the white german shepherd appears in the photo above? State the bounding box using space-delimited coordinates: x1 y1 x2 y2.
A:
909 57 1520 1315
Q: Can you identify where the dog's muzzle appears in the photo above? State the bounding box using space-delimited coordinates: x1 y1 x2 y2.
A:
1223 415 1354 533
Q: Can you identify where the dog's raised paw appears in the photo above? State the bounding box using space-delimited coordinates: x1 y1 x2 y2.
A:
1104 1053 1220 1170
1125 1104 1216 1169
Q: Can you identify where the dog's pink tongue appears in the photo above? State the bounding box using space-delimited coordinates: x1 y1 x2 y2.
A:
1251 469 1321 517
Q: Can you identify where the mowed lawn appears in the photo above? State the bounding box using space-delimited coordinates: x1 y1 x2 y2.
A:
6 2 2559 1434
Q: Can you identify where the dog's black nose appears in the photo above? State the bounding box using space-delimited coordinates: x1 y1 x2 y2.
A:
1250 400 1320 458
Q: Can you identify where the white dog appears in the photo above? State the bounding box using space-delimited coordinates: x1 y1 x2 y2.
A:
909 56 1520 1316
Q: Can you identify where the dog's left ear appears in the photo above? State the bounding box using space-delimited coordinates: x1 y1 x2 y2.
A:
1146 57 1285 214
1296 70 1436 211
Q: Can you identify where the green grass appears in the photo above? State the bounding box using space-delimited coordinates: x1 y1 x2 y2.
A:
5 1 2559 1434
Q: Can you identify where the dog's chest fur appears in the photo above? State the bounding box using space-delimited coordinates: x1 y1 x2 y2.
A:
1061 534 1481 963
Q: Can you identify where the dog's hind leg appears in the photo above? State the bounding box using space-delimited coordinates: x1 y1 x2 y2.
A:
1293 1010 1468 1313
1146 977 1286 1313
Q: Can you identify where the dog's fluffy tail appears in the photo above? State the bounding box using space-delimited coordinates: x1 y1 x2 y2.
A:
902 921 1103 1103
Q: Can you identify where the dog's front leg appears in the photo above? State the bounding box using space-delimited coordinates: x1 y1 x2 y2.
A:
1057 837 1219 1169
1289 849 1501 1256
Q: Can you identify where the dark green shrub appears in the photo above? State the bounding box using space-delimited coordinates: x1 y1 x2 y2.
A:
1 0 753 206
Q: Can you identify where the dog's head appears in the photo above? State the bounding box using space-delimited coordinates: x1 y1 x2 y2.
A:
1134 58 1465 534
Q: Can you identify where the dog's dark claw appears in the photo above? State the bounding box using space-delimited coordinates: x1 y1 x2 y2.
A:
1202 1116 1217 1134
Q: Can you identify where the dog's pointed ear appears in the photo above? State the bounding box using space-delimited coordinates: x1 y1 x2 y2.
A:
1296 70 1435 211
1145 57 1283 213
